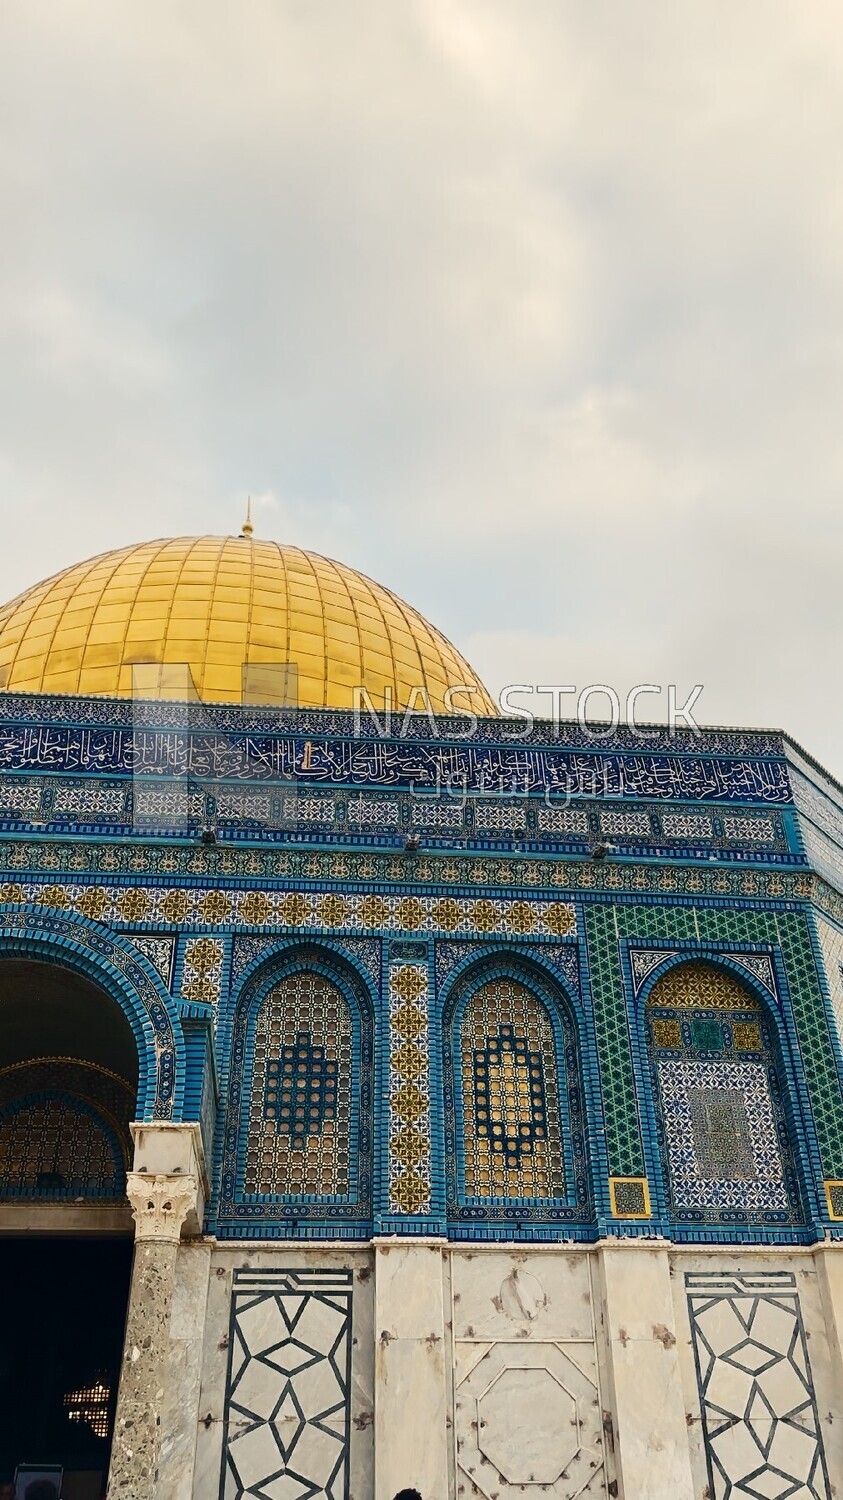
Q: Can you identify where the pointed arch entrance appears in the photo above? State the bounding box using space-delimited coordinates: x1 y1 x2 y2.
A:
0 958 140 1492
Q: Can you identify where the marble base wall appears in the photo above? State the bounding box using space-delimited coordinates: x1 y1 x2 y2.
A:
670 1250 843 1499
454 1248 614 1499
598 1244 694 1499
374 1243 450 1500
181 1245 376 1500
150 1240 843 1500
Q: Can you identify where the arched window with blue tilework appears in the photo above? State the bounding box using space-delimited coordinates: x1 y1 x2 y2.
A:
244 970 353 1197
219 948 373 1235
445 964 592 1231
645 961 803 1228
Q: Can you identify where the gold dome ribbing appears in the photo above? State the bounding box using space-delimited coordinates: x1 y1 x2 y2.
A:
0 535 496 712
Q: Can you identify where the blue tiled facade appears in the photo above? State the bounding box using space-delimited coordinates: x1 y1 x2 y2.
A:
2 694 843 1246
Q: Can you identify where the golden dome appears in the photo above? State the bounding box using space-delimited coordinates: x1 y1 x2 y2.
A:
0 534 497 713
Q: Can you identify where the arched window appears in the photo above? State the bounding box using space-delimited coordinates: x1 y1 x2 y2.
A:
0 1059 133 1200
243 970 353 1198
646 961 802 1226
459 977 565 1200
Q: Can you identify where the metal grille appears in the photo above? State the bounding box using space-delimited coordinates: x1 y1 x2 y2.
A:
461 978 564 1200
245 972 353 1196
0 1094 123 1196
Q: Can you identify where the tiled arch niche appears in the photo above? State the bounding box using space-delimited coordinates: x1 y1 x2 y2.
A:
644 961 805 1230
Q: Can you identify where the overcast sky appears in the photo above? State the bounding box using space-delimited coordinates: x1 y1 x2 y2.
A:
1 3 842 769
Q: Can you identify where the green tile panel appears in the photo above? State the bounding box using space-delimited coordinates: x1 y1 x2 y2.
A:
698 908 778 946
616 906 697 942
583 905 645 1176
589 900 843 1181
775 910 843 1177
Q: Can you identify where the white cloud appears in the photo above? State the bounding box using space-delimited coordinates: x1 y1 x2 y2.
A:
0 1 841 769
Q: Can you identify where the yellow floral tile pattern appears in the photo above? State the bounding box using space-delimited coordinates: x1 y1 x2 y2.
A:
0 879 576 939
180 936 226 1010
388 962 431 1215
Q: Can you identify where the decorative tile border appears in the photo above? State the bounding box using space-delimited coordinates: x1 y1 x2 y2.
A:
179 936 225 1011
0 773 796 861
0 714 793 801
774 911 843 1182
0 877 577 939
0 689 785 756
0 836 816 901
585 906 645 1179
387 961 432 1215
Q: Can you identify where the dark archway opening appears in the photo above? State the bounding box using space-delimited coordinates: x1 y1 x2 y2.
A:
0 961 138 1204
0 1238 132 1493
0 960 138 1079
0 961 141 1495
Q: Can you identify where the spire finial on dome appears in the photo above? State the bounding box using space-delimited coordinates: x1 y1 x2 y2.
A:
240 497 254 539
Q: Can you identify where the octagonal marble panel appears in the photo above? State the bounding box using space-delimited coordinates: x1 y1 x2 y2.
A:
478 1365 581 1484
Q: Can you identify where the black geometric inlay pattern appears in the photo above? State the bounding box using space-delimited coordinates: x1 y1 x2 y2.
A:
686 1271 830 1499
220 1268 353 1500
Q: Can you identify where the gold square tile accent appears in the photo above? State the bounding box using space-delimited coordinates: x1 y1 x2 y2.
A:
824 1180 843 1221
609 1176 651 1218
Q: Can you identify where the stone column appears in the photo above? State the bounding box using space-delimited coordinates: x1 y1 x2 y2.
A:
373 1239 450 1500
108 1125 205 1500
816 1244 843 1386
598 1240 695 1500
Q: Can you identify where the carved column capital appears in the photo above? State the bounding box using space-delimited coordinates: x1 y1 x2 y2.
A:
126 1171 198 1242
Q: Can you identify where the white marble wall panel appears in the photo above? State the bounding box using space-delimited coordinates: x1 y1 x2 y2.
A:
451 1250 610 1500
671 1253 843 1500
597 1244 695 1500
192 1246 374 1500
373 1243 450 1500
158 1244 212 1500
